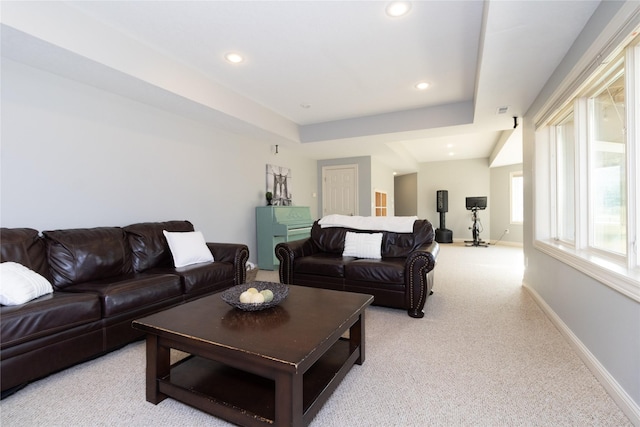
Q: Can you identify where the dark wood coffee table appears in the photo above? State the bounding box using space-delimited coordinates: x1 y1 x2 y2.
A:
132 285 373 427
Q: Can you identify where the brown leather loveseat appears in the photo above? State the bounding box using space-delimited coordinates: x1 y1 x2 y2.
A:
0 220 248 396
276 218 438 318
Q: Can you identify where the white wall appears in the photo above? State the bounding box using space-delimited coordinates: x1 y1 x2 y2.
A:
394 173 418 216
490 164 524 244
417 158 490 242
0 59 318 264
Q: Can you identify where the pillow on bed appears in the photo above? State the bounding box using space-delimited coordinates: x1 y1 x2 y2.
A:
342 231 383 259
0 262 54 305
163 230 214 268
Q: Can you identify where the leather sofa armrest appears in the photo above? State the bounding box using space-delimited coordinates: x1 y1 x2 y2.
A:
404 241 439 318
275 238 316 284
413 240 439 268
207 242 249 285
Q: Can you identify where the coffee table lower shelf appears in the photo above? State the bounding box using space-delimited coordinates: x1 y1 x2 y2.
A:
158 337 358 426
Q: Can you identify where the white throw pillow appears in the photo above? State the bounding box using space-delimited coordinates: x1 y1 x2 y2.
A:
163 230 214 268
0 262 54 306
342 231 383 259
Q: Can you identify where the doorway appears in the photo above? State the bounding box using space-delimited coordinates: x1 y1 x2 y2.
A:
322 165 358 216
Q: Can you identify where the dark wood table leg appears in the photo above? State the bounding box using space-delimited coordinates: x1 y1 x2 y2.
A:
351 313 365 365
274 370 304 427
145 335 170 404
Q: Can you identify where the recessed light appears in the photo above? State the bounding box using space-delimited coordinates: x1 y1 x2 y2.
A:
225 52 244 64
415 82 430 90
386 1 411 18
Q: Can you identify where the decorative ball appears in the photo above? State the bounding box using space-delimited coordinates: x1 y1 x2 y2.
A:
260 289 274 303
250 292 265 304
239 291 252 303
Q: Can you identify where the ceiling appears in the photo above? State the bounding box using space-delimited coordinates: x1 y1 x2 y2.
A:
1 1 601 174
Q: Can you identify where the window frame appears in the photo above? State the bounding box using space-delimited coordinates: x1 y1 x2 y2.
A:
533 33 640 302
552 110 576 245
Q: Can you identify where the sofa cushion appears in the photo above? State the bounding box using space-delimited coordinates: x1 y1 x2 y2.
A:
162 230 214 267
0 262 54 306
66 273 182 318
344 258 405 284
150 262 234 295
0 228 50 280
43 227 132 289
311 224 348 254
310 220 435 258
125 221 194 272
383 219 435 257
0 291 101 349
294 253 354 278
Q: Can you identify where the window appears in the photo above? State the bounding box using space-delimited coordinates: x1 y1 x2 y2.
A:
510 171 523 224
374 191 387 216
588 68 626 255
535 33 640 301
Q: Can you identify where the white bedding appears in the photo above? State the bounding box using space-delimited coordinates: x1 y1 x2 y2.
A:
318 214 418 233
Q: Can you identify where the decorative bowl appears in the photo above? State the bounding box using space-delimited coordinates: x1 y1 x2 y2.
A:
221 282 289 311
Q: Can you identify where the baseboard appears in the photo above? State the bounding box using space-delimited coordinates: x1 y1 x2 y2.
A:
523 282 640 426
451 238 523 247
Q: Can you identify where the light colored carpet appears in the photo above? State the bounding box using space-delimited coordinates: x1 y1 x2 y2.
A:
0 243 631 426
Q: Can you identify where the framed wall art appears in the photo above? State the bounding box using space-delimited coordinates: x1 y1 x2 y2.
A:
266 164 292 206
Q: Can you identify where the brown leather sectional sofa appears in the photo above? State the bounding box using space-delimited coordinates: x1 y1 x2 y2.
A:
276 219 439 318
0 220 248 396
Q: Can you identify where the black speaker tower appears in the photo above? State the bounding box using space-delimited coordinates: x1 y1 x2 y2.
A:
435 190 453 243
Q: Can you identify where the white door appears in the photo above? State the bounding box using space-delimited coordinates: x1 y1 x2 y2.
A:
322 165 358 216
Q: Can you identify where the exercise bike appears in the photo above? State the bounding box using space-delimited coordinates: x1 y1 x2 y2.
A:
465 207 488 247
